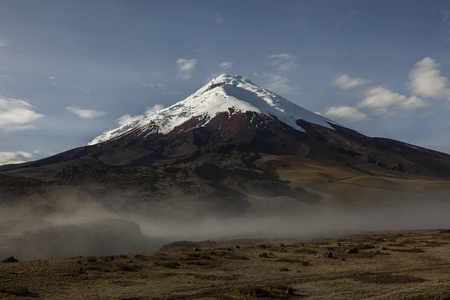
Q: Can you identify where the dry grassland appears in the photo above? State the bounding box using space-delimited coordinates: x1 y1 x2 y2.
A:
1 230 450 299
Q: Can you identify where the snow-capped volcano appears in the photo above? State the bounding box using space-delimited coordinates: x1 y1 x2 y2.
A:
88 74 337 145
2 73 450 234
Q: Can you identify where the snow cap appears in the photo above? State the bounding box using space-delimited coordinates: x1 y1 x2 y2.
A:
87 74 337 145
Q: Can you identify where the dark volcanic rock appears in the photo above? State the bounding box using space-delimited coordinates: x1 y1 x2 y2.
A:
346 248 359 254
2 256 19 263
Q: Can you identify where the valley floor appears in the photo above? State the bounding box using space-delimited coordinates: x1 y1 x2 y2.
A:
1 230 450 299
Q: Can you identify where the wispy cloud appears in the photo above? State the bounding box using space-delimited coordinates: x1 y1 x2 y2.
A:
262 74 300 95
219 61 233 70
66 106 106 119
0 38 6 47
331 74 370 89
215 13 224 24
0 74 14 81
0 151 33 165
442 10 450 23
176 58 197 80
142 82 165 89
408 57 450 100
48 75 57 85
116 114 137 126
0 97 43 131
116 104 164 126
397 95 427 109
323 106 369 122
269 53 298 72
145 104 164 115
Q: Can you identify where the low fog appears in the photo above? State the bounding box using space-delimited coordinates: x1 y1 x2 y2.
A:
1 198 450 261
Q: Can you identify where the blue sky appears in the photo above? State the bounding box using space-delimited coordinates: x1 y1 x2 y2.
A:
1 0 450 164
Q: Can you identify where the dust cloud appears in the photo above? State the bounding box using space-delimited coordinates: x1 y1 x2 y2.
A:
139 198 450 240
1 198 450 261
0 204 166 261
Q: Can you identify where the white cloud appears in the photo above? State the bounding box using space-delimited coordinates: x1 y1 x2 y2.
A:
176 58 197 80
219 62 233 70
358 86 427 116
359 87 405 109
331 74 370 89
269 53 298 72
262 74 301 94
408 57 450 100
0 39 6 47
0 96 43 131
176 59 197 72
0 151 33 165
66 106 106 119
398 95 428 109
323 106 369 122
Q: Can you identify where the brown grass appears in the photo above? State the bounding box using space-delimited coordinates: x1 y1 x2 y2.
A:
1 229 450 299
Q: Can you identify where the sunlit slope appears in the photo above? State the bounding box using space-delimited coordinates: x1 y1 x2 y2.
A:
254 154 450 211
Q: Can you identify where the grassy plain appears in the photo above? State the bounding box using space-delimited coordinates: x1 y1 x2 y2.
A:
1 229 450 299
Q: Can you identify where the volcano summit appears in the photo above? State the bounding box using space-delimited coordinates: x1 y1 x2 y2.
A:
88 74 336 146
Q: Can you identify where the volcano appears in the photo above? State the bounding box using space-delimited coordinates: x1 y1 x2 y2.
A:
1 74 450 220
